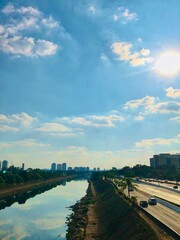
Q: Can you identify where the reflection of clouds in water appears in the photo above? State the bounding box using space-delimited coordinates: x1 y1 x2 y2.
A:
0 219 12 227
0 226 30 240
32 217 64 230
0 180 88 239
12 198 46 211
45 180 88 199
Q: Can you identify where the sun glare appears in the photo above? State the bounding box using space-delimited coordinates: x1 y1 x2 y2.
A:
155 51 180 76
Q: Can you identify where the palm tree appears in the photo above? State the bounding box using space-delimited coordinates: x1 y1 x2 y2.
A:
115 177 137 198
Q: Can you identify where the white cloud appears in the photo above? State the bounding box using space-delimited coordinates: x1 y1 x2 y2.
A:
113 7 137 24
137 38 142 43
0 4 59 57
2 4 41 17
124 96 180 115
35 122 70 133
0 114 14 123
0 36 58 57
0 112 36 126
41 16 59 28
34 39 58 56
0 139 50 149
89 115 124 127
11 112 37 126
6 16 38 35
170 116 180 122
0 25 4 34
166 87 180 98
0 125 19 132
141 48 150 56
135 136 180 149
15 139 50 148
50 132 82 137
62 114 124 128
100 53 109 62
124 96 155 110
148 101 180 114
88 6 96 14
111 41 153 67
134 115 144 121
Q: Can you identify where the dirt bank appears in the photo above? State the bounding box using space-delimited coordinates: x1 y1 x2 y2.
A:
92 178 172 240
66 181 93 240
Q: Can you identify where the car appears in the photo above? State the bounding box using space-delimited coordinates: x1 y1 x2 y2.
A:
173 185 178 189
128 187 134 191
148 197 157 205
140 200 148 208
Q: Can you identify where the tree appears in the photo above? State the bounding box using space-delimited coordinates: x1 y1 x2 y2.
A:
0 176 4 185
115 177 137 198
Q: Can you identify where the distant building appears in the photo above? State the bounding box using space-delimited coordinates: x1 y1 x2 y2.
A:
2 160 8 171
93 168 96 171
97 167 100 171
0 161 1 170
21 163 25 171
51 163 56 171
150 153 180 170
57 164 62 171
62 163 67 171
86 167 90 172
68 167 73 171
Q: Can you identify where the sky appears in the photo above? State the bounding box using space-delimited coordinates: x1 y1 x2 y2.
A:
0 0 180 169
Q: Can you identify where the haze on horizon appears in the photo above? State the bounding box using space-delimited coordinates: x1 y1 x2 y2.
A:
0 0 180 169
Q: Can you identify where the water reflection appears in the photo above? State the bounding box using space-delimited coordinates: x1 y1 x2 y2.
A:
0 180 69 210
0 179 88 240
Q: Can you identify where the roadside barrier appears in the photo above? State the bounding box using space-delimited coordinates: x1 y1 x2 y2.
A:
138 205 180 240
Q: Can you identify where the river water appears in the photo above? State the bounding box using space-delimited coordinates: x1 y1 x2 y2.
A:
0 179 88 240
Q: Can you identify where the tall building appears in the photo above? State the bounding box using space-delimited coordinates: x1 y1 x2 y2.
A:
51 163 56 171
150 153 180 170
57 164 62 171
62 163 67 171
2 160 8 171
21 163 25 171
0 161 1 170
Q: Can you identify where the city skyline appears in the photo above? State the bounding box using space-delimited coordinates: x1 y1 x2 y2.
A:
0 0 180 169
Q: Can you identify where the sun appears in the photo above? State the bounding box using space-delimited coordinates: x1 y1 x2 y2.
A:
155 51 180 76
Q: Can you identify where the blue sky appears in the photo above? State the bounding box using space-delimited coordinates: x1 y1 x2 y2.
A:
0 0 180 169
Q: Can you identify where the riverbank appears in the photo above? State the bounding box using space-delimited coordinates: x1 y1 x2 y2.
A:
0 174 77 199
66 181 94 240
67 178 173 240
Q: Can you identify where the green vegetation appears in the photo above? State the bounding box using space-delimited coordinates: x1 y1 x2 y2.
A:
92 164 180 182
0 167 75 186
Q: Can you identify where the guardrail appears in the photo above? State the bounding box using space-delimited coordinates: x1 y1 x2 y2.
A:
138 205 180 240
136 188 180 212
156 197 180 213
136 180 180 194
110 179 180 240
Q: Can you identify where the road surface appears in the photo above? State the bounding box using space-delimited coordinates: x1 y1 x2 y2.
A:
129 189 180 234
136 182 180 205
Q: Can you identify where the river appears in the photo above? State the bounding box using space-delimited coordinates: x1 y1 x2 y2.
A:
0 179 88 240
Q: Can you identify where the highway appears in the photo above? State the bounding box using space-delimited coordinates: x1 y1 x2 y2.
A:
129 189 180 234
140 179 180 193
113 179 180 235
136 182 180 205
